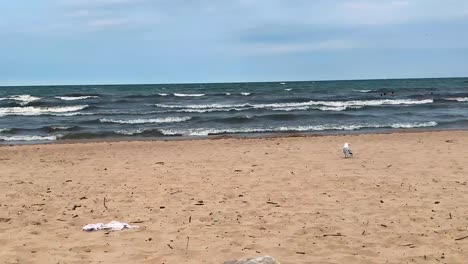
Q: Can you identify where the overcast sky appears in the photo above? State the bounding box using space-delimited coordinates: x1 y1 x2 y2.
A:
1 0 468 85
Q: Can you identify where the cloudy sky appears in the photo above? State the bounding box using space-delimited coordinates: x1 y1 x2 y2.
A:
1 0 468 85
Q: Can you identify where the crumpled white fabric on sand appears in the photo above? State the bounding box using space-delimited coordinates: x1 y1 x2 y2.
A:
83 221 139 232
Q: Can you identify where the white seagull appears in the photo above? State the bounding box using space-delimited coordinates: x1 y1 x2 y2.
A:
343 142 353 158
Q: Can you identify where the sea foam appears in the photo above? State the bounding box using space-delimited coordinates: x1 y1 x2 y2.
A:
159 121 438 136
55 96 98 101
8 95 42 105
0 134 61 141
99 117 191 124
174 93 205 97
0 105 89 116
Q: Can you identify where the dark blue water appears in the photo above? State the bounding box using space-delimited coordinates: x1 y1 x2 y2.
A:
1 78 468 144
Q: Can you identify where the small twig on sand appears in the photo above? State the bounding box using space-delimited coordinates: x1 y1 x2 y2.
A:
167 244 173 249
455 235 468 241
323 233 344 237
103 197 108 210
186 236 190 249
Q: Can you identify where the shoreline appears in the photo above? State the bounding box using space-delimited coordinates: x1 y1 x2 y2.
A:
1 127 467 147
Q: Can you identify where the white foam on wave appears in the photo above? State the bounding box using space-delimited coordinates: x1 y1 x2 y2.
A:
272 106 309 111
174 93 205 97
241 92 251 96
116 128 146 135
0 105 89 116
50 126 73 130
9 95 42 105
254 99 433 109
354 90 372 93
390 121 438 128
158 93 168 96
445 97 468 102
0 128 10 133
172 108 244 113
99 116 191 124
225 93 231 96
54 112 93 117
160 121 438 136
55 96 98 101
285 88 292 91
156 103 249 109
0 134 61 141
156 99 432 113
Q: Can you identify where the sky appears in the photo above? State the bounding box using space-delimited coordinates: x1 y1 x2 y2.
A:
1 0 468 85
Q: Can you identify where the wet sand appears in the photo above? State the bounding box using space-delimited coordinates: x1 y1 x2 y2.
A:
1 131 468 264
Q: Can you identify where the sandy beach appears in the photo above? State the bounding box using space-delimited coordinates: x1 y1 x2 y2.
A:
1 131 468 264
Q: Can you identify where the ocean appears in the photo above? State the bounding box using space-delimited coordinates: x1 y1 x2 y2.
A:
1 77 467 144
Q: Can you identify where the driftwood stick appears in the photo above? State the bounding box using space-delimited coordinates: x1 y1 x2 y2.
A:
103 197 108 210
186 236 190 249
455 235 468 241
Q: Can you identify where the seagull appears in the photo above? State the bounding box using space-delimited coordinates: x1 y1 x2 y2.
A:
343 143 353 158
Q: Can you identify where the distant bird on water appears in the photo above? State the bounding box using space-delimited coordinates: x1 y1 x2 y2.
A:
343 143 353 158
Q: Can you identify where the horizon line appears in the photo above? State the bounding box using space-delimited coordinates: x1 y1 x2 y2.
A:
1 76 467 88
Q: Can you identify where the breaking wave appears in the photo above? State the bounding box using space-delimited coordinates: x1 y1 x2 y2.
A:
0 105 89 116
99 117 191 124
55 96 99 101
444 97 468 102
155 99 431 113
0 134 61 141
159 121 438 136
174 93 205 97
6 95 42 106
354 90 373 93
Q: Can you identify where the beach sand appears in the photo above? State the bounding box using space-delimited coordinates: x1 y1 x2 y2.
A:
1 131 468 264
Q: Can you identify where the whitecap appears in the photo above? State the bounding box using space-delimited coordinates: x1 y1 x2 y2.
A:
55 96 98 101
0 134 61 141
272 106 309 111
53 112 93 117
99 117 191 124
50 126 73 130
156 103 250 109
173 93 205 97
390 121 438 128
9 95 42 105
172 108 245 113
160 121 438 136
0 105 89 116
116 128 146 135
240 92 251 96
156 99 432 112
285 88 292 91
444 97 468 102
158 93 168 96
353 90 372 93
